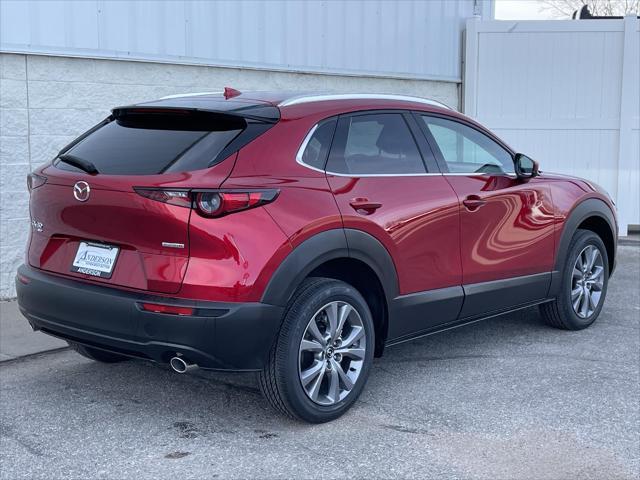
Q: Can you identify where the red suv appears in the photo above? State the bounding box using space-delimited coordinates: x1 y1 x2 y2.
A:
17 90 617 422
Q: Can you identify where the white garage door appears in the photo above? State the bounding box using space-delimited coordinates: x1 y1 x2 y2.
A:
464 17 639 234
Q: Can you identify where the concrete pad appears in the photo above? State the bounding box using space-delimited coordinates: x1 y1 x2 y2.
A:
619 233 639 246
0 299 67 361
1 246 638 479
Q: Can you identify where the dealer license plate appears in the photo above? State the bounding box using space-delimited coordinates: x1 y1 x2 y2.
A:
71 242 119 278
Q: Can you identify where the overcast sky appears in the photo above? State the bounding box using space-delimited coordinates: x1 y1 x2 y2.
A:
494 0 559 19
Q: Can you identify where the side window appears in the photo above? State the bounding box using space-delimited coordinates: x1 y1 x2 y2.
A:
326 113 426 175
421 116 514 174
299 119 337 170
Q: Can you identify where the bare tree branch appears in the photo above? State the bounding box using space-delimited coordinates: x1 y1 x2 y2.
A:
540 0 639 18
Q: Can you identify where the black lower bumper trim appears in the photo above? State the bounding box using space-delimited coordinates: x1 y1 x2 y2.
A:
16 265 284 371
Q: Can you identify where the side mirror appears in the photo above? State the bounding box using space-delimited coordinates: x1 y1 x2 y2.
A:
514 153 539 181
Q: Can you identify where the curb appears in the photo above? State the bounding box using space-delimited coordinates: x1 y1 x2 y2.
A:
619 237 640 246
0 346 71 365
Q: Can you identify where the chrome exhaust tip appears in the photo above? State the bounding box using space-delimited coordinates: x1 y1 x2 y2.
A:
169 356 198 374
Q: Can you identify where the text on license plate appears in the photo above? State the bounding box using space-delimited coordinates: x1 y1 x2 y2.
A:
71 242 119 278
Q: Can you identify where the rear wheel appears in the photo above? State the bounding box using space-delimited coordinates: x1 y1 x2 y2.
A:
68 342 130 363
259 277 374 423
540 229 609 330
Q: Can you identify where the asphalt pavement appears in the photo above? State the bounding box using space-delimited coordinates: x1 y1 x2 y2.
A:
1 246 638 479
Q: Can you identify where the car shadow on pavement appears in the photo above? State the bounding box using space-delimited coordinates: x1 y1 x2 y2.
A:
4 287 637 479
3 248 636 479
29 305 550 428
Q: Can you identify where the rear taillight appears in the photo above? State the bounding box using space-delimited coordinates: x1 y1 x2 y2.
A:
16 272 31 285
194 191 278 218
195 192 223 216
134 188 279 218
140 302 194 316
27 173 47 192
134 188 191 208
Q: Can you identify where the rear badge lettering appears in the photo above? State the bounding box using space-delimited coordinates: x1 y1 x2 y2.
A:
162 242 185 249
31 219 44 232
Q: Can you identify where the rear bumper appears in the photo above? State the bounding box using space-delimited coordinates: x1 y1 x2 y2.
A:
15 265 284 371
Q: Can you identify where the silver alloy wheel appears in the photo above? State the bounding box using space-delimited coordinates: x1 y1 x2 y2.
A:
298 301 366 406
571 244 605 319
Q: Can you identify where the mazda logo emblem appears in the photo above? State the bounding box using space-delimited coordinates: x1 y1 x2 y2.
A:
73 181 90 202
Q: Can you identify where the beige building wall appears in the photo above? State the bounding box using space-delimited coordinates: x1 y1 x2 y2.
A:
0 53 459 298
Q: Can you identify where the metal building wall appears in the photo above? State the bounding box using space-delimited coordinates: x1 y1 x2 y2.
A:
0 0 477 82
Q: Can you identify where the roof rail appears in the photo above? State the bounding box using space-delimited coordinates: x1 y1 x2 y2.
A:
159 91 223 100
278 93 452 110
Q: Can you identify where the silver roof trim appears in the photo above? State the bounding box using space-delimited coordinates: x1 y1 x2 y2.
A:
160 91 223 100
279 93 452 110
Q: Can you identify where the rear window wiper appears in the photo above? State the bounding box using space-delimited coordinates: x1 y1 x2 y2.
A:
57 153 99 175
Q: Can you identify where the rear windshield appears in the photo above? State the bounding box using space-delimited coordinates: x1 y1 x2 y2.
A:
56 113 243 175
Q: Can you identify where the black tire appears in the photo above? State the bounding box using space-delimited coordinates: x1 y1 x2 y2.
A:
540 229 609 330
258 277 375 423
69 342 130 363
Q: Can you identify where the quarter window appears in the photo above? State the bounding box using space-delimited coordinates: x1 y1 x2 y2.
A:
326 113 426 175
421 116 514 174
300 119 337 170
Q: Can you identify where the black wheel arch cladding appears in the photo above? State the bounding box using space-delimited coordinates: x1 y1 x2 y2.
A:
261 228 399 307
554 198 617 275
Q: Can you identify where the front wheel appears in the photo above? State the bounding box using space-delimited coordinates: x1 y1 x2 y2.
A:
540 229 609 330
259 277 375 423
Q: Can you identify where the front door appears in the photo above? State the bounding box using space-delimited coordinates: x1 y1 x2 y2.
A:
323 111 462 338
419 114 555 317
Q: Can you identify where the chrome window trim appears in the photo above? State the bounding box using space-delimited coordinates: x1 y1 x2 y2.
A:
296 120 439 177
296 121 517 179
280 94 452 110
318 172 516 178
295 124 326 173
443 172 517 178
325 172 443 178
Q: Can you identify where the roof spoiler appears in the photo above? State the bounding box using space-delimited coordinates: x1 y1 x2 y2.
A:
111 104 280 124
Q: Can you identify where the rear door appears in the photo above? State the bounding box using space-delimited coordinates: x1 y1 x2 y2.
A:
322 111 462 339
418 114 555 317
28 109 245 294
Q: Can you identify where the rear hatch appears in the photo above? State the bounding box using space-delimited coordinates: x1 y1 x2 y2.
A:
28 99 279 293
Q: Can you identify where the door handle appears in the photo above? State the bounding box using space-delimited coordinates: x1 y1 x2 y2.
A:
349 198 382 214
463 195 487 211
